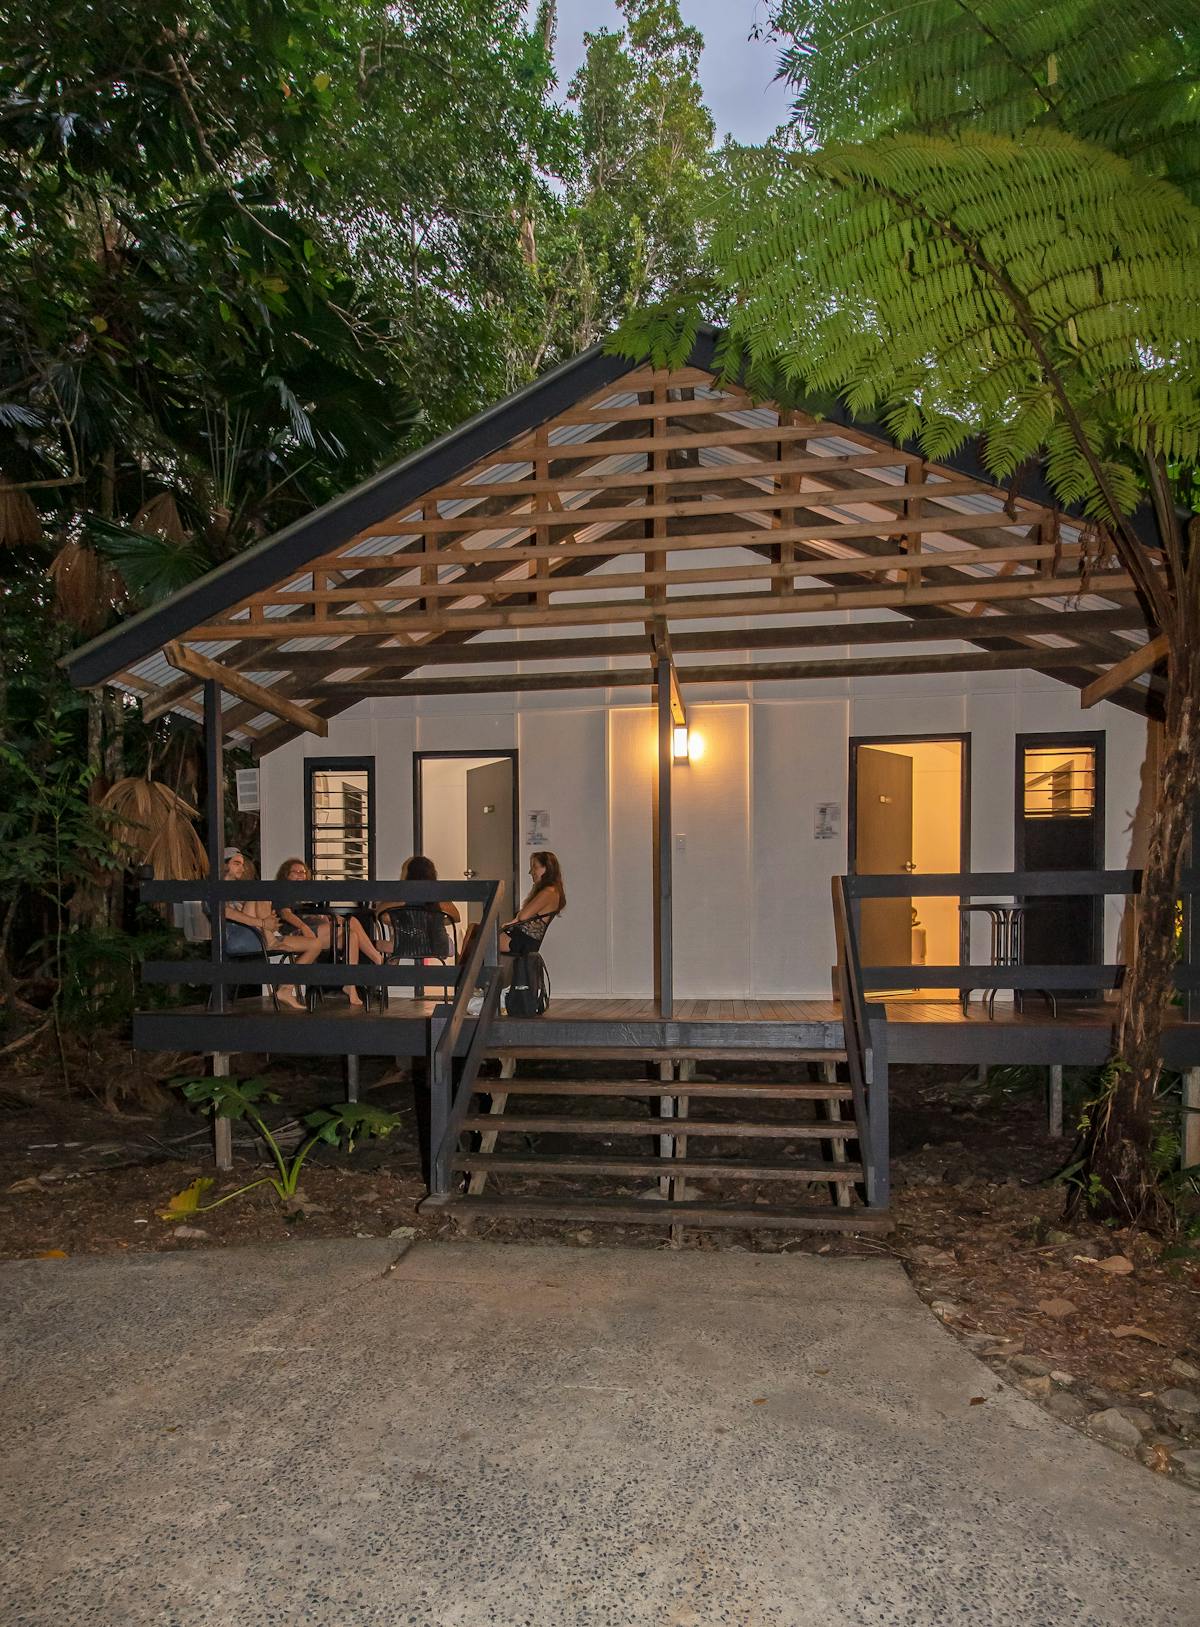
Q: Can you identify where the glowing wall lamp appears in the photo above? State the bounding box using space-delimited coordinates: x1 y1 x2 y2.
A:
672 725 704 764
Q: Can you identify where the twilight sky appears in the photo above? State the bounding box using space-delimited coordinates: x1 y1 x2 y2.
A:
546 1 793 145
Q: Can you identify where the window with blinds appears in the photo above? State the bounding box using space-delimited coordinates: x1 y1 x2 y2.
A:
1022 745 1097 819
305 759 375 879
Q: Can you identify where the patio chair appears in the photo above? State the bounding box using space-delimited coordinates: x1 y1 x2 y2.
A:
372 906 459 1011
502 911 558 959
201 910 311 1012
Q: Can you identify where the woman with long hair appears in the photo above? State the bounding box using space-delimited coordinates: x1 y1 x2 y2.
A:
501 850 564 956
271 852 383 1002
221 850 321 1012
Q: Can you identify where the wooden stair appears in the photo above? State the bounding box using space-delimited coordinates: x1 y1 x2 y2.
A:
429 1058 890 1235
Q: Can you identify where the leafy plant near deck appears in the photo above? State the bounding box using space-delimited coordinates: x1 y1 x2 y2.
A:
162 1075 399 1215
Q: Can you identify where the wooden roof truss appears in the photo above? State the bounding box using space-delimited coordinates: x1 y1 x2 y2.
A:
93 363 1161 752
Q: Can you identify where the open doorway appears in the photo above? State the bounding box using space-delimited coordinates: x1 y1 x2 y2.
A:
849 735 970 978
413 751 519 924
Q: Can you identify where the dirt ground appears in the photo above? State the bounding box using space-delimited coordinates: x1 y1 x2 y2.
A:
2 1042 1198 1485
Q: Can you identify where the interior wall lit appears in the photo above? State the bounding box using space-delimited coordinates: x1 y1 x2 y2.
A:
419 755 508 914
863 738 964 970
1023 747 1097 818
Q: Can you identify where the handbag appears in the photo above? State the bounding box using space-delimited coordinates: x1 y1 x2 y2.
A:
507 952 550 1017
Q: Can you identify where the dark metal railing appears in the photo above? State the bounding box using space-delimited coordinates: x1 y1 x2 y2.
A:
139 876 502 999
840 868 1200 997
428 882 507 1197
140 872 508 1196
831 877 886 1207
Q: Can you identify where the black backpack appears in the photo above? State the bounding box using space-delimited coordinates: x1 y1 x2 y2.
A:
506 952 550 1017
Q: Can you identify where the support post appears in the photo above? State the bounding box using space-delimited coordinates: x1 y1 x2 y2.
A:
821 1060 852 1209
428 1013 450 1196
1184 1069 1200 1172
345 1054 360 1104
1048 1064 1063 1139
865 1019 890 1208
203 678 227 1014
212 1052 233 1171
653 652 674 1018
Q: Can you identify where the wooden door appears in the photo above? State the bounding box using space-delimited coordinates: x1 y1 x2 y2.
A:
466 760 515 926
855 746 914 967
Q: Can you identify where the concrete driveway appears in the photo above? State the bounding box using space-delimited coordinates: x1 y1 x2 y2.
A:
1 1239 1195 1626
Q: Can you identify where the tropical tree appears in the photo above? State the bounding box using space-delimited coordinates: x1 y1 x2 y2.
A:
624 0 1200 1221
533 0 716 361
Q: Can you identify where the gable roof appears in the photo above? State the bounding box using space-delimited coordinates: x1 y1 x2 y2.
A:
64 328 1159 749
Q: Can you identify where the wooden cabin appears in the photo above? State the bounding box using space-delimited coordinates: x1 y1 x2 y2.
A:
65 330 1200 1234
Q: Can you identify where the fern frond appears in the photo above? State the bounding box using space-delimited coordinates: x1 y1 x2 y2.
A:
712 127 1200 522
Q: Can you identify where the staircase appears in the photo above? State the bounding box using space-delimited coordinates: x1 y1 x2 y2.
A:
428 1049 890 1234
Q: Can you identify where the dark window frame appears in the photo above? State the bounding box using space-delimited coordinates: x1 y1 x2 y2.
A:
1014 730 1107 981
304 756 377 881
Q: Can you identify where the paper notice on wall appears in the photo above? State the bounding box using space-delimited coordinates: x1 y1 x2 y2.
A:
526 809 551 846
814 802 840 840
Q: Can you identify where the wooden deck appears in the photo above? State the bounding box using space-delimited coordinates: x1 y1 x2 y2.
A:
132 992 1200 1067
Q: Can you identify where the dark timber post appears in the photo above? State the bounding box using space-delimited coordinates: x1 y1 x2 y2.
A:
653 652 674 1018
203 679 232 1171
865 1015 890 1208
428 1011 450 1197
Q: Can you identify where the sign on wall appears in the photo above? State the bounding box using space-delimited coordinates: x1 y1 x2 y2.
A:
814 802 840 840
526 809 551 846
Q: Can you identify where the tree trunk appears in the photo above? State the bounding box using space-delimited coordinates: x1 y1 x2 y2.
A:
1076 650 1200 1222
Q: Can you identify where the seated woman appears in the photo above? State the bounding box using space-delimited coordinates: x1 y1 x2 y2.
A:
221 850 321 1012
273 856 384 1008
501 850 564 956
377 855 461 960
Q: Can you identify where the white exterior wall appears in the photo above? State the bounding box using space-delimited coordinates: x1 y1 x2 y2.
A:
259 622 1148 999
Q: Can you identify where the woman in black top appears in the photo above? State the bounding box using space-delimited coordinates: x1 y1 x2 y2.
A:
501 850 564 955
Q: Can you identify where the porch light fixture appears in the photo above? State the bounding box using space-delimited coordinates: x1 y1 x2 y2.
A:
673 725 704 764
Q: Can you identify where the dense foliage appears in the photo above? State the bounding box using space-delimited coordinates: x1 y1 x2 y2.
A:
0 0 717 1031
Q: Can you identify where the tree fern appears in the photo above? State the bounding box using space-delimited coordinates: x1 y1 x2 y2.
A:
710 129 1200 532
772 0 1200 202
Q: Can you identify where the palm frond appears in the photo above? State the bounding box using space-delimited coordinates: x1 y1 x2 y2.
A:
0 476 43 547
100 777 207 880
48 539 122 632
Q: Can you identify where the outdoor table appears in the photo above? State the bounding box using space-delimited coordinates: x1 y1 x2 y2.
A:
958 902 1057 1019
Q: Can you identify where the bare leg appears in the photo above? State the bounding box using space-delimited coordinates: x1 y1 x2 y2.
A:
275 938 322 1010
345 918 383 1006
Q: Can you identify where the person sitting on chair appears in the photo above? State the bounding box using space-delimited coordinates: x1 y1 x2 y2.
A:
380 855 463 926
221 850 320 1012
501 850 564 956
272 855 385 1008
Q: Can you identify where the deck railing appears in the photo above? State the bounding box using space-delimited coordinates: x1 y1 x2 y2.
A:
839 868 1200 998
138 875 504 1002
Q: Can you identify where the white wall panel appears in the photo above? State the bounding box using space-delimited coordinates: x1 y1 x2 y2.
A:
518 707 608 996
752 699 848 997
674 703 751 996
607 707 656 996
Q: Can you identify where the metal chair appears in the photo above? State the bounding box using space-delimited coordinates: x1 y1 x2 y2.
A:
202 916 302 1012
373 906 459 1010
502 911 558 959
